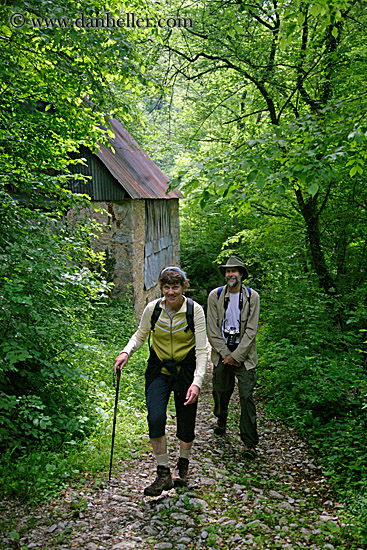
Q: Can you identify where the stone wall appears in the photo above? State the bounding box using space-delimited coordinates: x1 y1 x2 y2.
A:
131 200 151 316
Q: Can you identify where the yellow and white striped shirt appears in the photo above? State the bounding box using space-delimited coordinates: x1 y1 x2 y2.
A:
122 297 208 388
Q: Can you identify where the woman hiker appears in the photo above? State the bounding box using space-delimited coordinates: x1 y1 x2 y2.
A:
114 266 208 496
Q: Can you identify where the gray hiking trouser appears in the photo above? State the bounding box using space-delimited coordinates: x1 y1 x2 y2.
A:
212 359 259 446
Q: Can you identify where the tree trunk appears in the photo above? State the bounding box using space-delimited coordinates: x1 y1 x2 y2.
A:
295 188 335 294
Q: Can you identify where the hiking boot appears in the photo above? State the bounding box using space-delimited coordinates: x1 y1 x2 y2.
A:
144 466 174 496
173 457 189 488
214 418 226 435
243 444 257 459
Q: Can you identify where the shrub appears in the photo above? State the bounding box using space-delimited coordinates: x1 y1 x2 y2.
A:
0 205 110 451
257 279 367 493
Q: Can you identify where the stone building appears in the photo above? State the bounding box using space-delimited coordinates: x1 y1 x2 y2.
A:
68 118 183 317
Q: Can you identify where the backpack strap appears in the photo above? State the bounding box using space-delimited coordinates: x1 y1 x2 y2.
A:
217 286 224 298
246 287 251 316
217 286 230 311
150 298 163 332
184 297 195 334
150 297 195 342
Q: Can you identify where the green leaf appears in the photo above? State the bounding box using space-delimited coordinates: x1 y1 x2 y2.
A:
190 178 200 189
310 4 322 17
287 22 297 37
247 170 258 182
308 183 319 197
325 520 340 533
297 13 305 26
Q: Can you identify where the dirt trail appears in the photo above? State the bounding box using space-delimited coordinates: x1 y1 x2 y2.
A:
1 365 362 550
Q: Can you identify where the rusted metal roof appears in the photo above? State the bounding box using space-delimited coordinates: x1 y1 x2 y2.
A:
96 119 184 200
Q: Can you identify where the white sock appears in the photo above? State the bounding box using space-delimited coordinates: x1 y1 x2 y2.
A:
155 453 169 468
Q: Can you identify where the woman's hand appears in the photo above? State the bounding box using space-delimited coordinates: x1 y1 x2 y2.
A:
184 384 200 405
114 352 129 373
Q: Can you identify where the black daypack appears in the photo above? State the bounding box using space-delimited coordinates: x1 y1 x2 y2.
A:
150 297 195 334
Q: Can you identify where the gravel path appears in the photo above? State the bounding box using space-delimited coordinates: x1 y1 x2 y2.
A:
1 364 363 550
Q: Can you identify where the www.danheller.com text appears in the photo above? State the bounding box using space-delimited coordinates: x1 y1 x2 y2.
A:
9 11 193 29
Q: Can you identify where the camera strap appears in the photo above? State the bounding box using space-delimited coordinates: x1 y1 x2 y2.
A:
223 289 243 333
220 285 251 317
223 289 243 311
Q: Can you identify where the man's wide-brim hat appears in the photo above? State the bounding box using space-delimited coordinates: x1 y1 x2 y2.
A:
219 255 248 279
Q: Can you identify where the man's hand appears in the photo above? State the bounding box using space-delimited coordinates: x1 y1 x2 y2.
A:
184 384 200 405
223 354 241 367
114 352 129 373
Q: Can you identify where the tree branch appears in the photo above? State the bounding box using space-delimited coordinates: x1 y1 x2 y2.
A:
164 46 278 124
223 109 267 124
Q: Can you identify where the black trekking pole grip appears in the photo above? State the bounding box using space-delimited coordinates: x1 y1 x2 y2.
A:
109 367 121 483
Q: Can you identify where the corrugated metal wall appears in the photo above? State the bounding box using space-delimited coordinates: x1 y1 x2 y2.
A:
144 200 173 290
68 147 126 201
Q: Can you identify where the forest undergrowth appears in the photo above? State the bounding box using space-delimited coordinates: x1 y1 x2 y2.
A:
0 297 366 548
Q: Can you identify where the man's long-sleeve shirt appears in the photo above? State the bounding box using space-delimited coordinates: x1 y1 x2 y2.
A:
207 284 260 370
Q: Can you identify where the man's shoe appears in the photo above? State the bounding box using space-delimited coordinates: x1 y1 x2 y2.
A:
243 445 257 459
214 418 226 435
173 457 189 488
144 465 174 496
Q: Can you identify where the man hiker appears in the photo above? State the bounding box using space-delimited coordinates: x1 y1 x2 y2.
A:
207 255 260 458
114 266 208 496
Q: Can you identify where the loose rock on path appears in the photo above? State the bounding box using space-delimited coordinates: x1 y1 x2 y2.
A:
1 364 363 550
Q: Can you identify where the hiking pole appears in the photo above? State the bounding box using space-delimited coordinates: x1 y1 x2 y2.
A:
109 367 121 483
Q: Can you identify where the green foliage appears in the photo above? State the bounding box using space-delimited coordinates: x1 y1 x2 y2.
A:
84 295 147 411
180 196 240 304
0 204 111 450
0 297 149 502
150 0 367 304
0 0 152 454
346 491 367 546
180 185 367 531
88 292 137 347
257 275 367 496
